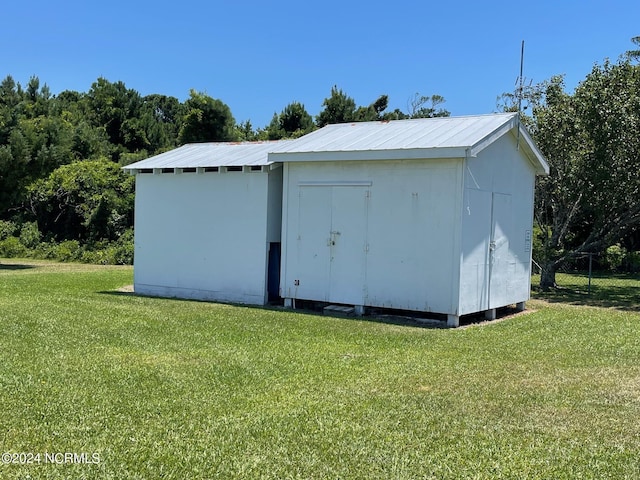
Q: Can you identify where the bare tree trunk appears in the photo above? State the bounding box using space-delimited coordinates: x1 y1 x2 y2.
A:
540 261 558 291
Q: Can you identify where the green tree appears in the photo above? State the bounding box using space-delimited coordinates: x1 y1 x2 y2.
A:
407 93 450 118
18 115 74 170
316 88 447 126
627 36 640 61
316 86 356 127
354 95 392 121
235 120 262 141
267 102 314 139
52 90 117 160
0 130 30 213
85 77 143 154
23 76 51 118
26 159 134 242
70 121 112 161
0 75 21 109
178 90 237 144
140 94 182 153
0 76 23 145
526 61 640 289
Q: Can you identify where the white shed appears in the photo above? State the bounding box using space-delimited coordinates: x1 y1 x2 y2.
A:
123 141 288 305
269 113 549 326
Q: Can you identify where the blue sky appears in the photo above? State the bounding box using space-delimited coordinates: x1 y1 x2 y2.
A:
2 0 639 128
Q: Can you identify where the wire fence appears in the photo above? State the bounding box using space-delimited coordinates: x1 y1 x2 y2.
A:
531 253 640 310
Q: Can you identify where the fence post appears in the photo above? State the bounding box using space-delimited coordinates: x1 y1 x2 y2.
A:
587 253 593 295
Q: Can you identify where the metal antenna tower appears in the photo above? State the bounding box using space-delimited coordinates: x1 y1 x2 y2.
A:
516 40 525 150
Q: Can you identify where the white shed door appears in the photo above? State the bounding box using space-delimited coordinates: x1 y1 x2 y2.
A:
328 186 368 304
489 192 513 309
460 189 492 313
296 185 368 305
296 186 332 301
460 189 513 314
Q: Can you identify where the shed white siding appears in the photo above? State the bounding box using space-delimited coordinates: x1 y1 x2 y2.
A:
280 159 464 314
281 160 462 312
124 141 289 306
133 168 281 304
273 114 548 324
458 132 537 315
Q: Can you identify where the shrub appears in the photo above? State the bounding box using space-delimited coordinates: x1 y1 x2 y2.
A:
0 237 28 257
19 221 42 249
0 227 134 266
0 220 18 240
604 244 626 272
33 241 58 260
52 240 82 262
81 229 134 265
26 159 135 243
113 229 134 265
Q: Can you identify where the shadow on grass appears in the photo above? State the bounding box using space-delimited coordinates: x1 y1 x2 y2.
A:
99 288 527 329
99 290 136 297
532 277 640 312
0 263 37 271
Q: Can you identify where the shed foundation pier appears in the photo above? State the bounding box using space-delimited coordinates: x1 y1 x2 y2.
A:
447 314 460 328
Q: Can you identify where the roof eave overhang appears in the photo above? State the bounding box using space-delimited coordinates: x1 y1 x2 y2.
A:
466 117 549 176
467 116 518 158
268 147 467 163
124 162 281 175
516 126 550 175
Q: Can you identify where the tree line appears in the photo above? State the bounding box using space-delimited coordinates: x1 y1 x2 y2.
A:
0 78 448 263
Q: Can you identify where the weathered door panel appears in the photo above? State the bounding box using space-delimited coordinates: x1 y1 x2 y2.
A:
459 188 492 314
294 185 368 305
328 187 368 305
489 192 513 308
295 186 331 301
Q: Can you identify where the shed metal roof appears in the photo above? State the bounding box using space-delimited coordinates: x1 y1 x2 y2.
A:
123 114 549 175
123 140 291 170
269 113 549 175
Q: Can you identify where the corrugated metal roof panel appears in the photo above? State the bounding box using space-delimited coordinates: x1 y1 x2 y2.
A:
123 114 548 175
269 114 519 155
123 140 292 170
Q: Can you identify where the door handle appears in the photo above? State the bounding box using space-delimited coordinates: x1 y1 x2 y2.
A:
328 231 340 247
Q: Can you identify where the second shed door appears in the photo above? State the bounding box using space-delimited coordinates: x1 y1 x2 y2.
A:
488 192 513 309
460 189 513 314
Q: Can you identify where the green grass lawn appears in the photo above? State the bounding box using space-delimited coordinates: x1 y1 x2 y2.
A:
1 260 639 479
532 272 640 311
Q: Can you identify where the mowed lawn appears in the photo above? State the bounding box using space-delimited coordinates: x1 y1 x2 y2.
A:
0 261 639 479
